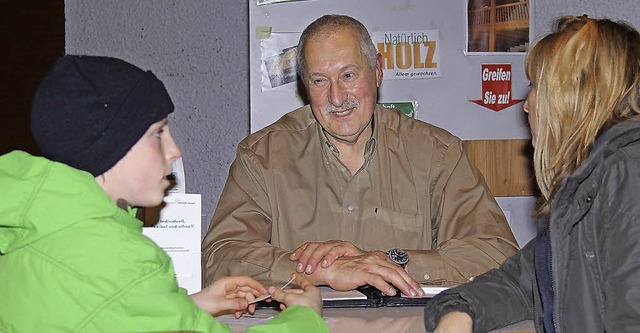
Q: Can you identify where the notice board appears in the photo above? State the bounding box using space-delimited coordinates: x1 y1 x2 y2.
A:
249 0 534 140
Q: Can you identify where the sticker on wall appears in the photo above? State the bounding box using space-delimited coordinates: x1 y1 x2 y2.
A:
380 101 418 118
372 30 440 80
469 64 524 112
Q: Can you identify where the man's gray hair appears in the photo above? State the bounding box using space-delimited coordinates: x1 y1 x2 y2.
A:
296 14 377 82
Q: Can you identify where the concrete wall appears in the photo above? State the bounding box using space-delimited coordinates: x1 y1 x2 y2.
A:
66 1 248 239
65 0 640 240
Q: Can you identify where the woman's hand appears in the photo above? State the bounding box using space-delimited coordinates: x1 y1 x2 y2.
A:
268 273 323 316
190 276 267 318
434 311 473 333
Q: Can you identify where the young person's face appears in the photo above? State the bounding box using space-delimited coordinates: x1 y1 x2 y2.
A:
302 27 383 146
101 118 181 207
523 88 538 147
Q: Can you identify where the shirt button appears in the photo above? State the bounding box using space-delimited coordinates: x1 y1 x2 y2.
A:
347 205 354 212
340 167 346 172
423 273 430 280
469 276 475 281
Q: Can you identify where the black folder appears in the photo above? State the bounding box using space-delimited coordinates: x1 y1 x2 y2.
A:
254 285 450 309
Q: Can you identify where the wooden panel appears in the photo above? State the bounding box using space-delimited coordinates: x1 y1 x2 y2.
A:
464 139 536 197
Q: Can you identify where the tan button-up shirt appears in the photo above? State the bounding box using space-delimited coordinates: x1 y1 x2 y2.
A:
203 105 518 286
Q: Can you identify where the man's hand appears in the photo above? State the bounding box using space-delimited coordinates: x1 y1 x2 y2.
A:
290 240 424 297
190 276 267 318
290 240 364 274
304 251 424 297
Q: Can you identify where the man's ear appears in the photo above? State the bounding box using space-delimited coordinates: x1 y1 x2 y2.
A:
375 53 384 87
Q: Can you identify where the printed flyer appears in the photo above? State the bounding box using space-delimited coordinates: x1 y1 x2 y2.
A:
143 193 202 293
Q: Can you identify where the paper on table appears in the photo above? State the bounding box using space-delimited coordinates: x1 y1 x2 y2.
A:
319 286 368 301
318 285 453 300
401 285 451 298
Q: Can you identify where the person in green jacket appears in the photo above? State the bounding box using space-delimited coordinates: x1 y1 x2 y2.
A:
0 55 328 333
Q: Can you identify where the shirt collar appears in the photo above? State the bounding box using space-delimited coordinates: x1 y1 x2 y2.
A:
316 107 378 166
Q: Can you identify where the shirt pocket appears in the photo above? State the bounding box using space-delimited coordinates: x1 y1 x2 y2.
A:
374 206 423 232
370 207 427 250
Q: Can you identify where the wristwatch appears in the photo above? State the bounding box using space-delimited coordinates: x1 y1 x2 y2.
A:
386 248 409 268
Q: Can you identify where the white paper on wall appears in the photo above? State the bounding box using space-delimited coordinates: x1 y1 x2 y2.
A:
143 193 202 294
167 157 186 194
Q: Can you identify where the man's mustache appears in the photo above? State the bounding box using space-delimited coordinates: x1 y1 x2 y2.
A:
324 99 359 114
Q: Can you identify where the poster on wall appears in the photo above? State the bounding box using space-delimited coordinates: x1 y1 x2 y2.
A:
469 63 525 111
372 30 440 80
466 0 532 54
260 29 442 92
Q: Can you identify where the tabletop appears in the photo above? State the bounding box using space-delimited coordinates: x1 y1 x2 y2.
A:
217 306 535 333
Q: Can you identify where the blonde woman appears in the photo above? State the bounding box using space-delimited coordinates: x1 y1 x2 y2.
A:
424 16 640 333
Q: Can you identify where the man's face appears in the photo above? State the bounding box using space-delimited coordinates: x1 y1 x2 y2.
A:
302 27 383 145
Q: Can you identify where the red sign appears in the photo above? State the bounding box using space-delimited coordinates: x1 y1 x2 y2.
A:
469 64 524 112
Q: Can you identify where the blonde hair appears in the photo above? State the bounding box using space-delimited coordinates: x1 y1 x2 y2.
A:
526 16 640 216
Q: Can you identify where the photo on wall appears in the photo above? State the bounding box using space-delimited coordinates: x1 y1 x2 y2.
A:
466 0 532 54
263 45 298 89
259 32 301 92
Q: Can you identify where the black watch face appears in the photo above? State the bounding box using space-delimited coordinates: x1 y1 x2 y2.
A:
388 248 409 265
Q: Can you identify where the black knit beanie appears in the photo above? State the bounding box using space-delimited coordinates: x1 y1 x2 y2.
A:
31 55 174 176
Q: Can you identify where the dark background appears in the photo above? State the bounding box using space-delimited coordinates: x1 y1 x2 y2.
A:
1 1 64 155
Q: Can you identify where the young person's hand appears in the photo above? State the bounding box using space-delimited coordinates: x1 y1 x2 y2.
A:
268 274 323 316
190 276 267 318
434 311 473 333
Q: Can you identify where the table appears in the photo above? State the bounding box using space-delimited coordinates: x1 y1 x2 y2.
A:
217 306 535 332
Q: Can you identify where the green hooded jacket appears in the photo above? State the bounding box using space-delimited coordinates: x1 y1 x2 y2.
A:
0 151 327 333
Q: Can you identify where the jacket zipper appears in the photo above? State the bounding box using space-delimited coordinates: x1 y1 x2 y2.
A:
549 230 559 333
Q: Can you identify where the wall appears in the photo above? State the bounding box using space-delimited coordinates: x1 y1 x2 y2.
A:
65 1 248 239
534 0 639 36
64 0 640 242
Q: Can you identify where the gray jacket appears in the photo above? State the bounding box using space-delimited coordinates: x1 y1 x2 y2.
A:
424 118 640 332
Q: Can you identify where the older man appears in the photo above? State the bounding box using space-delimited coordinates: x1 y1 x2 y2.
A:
203 14 518 298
